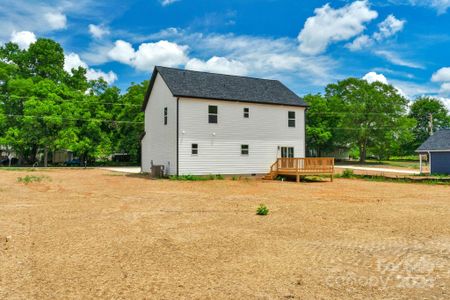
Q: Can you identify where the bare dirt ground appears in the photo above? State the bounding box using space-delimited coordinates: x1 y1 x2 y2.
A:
1 169 449 299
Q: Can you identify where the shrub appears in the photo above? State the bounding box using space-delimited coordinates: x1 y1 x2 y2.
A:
232 176 239 181
340 169 354 178
256 204 269 216
169 174 224 181
17 175 50 184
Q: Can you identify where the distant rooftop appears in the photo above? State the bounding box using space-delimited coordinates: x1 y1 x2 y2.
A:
417 129 450 151
143 66 307 110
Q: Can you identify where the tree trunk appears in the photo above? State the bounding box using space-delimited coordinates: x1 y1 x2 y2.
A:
359 144 367 163
44 147 48 167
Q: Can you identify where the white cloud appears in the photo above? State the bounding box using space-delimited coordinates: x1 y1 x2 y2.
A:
160 0 179 6
185 56 248 76
108 40 189 71
363 71 388 84
437 97 450 109
170 32 338 86
431 67 450 82
345 35 373 51
399 0 450 14
373 15 405 41
64 53 88 72
44 11 67 30
374 50 424 69
298 0 378 55
432 67 450 96
10 31 37 50
347 14 405 52
88 24 109 39
86 69 117 84
107 40 135 64
64 52 117 84
363 72 408 97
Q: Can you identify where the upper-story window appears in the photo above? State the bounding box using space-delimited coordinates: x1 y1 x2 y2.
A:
243 107 249 118
164 107 168 125
288 111 296 128
209 105 218 123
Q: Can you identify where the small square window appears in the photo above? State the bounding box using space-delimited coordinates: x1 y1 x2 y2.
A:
241 144 249 155
208 105 218 124
288 111 296 119
243 107 249 118
191 144 198 155
208 105 218 114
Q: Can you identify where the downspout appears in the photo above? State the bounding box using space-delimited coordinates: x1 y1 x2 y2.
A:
428 151 432 174
176 97 179 176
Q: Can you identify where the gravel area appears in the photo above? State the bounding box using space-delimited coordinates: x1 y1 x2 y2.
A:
1 169 449 299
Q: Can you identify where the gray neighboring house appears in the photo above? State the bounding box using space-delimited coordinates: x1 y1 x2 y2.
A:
416 129 450 174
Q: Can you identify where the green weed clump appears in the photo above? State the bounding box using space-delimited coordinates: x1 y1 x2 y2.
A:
17 175 50 184
256 204 269 216
340 169 355 178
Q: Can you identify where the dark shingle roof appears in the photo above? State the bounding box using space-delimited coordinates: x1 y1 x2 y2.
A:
142 66 307 110
417 129 450 151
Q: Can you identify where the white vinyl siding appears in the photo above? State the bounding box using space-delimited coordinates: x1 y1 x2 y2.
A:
178 98 305 175
141 73 177 175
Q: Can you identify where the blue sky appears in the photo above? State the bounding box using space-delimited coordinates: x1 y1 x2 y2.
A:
1 0 450 107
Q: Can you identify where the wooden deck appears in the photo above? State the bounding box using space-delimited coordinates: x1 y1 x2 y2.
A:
265 157 335 182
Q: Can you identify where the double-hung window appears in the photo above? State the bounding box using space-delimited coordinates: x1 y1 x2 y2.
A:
208 105 218 123
191 144 198 155
243 107 249 118
241 145 249 155
288 111 296 128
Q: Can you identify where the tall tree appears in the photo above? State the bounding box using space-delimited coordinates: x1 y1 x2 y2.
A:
27 39 65 81
304 93 346 156
112 81 147 161
325 78 412 162
409 97 449 150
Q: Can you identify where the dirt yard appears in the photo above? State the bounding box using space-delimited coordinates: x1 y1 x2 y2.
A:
1 169 449 299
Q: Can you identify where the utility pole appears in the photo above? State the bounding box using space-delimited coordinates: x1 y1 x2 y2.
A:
428 113 433 136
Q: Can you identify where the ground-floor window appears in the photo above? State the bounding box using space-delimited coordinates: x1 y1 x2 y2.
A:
241 144 249 155
191 144 198 155
280 147 294 158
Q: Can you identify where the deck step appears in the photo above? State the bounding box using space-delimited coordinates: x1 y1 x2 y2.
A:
263 173 276 180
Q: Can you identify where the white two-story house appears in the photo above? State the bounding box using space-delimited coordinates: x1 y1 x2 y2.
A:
141 66 307 176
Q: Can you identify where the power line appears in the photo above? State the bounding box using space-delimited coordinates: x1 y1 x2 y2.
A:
5 114 144 124
0 94 143 107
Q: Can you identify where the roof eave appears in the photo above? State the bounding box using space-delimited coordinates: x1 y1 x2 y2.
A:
175 95 308 108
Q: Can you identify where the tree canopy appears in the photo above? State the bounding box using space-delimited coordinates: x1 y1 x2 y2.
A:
0 38 144 166
306 78 420 162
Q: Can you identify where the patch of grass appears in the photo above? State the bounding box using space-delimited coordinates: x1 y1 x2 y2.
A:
17 175 51 184
340 169 355 178
169 174 225 181
256 204 269 216
231 176 239 181
1 167 37 172
336 172 450 185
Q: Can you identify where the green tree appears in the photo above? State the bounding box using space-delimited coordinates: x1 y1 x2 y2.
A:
27 38 65 81
112 81 147 161
409 97 449 150
325 78 412 162
304 93 346 156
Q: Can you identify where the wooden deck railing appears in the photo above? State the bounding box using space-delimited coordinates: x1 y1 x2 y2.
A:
268 157 335 182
